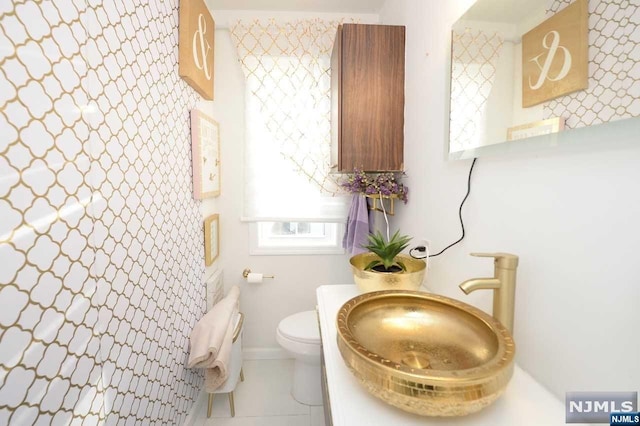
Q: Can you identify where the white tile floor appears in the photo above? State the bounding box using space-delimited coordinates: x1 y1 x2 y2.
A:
194 359 326 426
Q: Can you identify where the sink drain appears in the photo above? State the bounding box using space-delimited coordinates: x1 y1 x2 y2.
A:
400 351 431 369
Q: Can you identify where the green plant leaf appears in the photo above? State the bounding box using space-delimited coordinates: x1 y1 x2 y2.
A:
364 260 381 271
362 230 412 269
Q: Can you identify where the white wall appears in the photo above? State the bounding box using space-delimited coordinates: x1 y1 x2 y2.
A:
380 0 640 400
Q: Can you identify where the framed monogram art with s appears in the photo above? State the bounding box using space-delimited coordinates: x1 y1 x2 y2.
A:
521 0 588 108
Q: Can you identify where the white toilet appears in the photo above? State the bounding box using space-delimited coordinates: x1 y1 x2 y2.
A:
276 310 322 405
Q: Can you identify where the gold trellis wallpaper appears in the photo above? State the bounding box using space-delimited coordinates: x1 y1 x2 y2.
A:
543 0 640 128
1 0 205 424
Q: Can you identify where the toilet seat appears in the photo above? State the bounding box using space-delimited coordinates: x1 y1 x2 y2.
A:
277 310 320 345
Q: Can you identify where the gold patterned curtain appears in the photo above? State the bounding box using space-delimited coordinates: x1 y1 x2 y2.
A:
230 19 350 221
450 29 504 152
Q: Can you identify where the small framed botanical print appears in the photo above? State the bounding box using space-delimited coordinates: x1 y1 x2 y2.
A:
191 110 220 199
204 214 219 266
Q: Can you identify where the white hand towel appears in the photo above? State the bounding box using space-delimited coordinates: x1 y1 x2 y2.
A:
188 286 240 391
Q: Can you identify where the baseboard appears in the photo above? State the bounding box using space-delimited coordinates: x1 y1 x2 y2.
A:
183 390 207 426
243 347 290 360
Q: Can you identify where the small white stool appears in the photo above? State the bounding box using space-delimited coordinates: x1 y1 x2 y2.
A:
207 312 244 418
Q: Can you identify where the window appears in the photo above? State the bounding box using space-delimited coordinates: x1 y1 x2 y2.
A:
249 222 344 255
231 20 349 255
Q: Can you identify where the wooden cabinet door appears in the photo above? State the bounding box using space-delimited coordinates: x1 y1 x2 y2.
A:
332 24 405 172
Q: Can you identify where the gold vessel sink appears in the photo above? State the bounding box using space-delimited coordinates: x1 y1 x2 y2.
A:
336 290 515 417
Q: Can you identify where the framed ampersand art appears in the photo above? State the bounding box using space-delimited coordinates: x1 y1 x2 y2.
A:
179 0 215 100
522 0 588 108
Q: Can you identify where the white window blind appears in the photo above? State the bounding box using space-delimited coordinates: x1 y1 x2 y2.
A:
230 19 349 223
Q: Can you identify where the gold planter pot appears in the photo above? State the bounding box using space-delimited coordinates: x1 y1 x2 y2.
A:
349 253 426 293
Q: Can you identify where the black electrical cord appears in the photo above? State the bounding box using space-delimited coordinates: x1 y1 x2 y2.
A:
410 158 477 259
429 157 477 257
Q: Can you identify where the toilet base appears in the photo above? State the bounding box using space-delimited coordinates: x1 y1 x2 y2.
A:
291 358 323 406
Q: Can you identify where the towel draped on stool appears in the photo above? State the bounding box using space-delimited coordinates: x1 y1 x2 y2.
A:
188 285 240 391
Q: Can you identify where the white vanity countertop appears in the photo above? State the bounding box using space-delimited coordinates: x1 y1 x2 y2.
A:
317 284 573 426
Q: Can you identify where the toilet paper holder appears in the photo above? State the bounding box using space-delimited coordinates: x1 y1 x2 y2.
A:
242 268 275 279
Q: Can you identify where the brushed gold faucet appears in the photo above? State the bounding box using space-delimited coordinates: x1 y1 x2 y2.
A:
459 253 519 333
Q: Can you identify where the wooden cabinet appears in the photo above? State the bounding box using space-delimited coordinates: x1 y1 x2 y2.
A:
331 24 405 172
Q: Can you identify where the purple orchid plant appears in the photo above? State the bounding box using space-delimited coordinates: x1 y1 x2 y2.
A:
340 169 409 204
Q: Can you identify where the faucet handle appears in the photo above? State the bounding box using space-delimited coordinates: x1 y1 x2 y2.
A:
470 252 519 270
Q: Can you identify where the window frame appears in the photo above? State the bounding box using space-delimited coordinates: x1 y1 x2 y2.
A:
248 221 345 256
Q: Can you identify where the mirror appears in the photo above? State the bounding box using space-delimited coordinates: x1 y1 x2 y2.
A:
448 0 640 158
